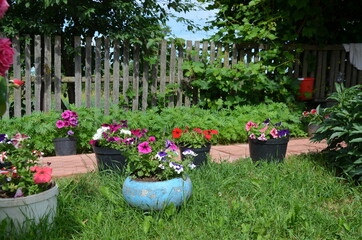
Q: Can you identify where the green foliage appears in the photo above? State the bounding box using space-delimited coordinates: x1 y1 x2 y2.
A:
311 84 362 181
0 103 306 156
201 0 362 44
183 52 299 109
5 154 362 239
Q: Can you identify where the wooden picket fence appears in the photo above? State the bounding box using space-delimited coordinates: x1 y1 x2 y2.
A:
3 35 362 118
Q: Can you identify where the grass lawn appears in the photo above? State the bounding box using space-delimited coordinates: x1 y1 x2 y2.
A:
7 153 362 240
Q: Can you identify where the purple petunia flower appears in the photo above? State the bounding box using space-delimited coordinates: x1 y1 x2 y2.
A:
278 129 290 137
69 117 78 127
263 118 271 125
67 130 74 135
274 121 282 127
120 120 128 128
0 134 8 143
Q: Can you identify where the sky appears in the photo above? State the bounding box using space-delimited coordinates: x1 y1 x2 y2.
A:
166 1 218 41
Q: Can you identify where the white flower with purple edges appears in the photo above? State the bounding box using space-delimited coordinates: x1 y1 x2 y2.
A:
182 149 198 157
93 126 110 140
120 129 131 135
169 162 184 174
158 164 165 170
156 151 168 161
187 163 197 170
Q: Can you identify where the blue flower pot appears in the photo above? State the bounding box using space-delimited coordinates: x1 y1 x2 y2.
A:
122 176 192 210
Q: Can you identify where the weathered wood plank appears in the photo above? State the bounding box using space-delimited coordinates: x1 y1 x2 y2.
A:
177 43 184 107
25 35 32 115
85 37 92 108
12 36 21 117
44 36 52 112
315 50 323 99
122 40 130 104
104 37 110 115
320 51 327 98
54 36 62 111
232 43 238 66
34 35 42 112
160 39 167 95
302 50 309 77
169 40 176 107
113 40 120 105
132 44 140 111
184 40 193 107
74 36 82 107
94 38 102 108
142 59 149 111
209 41 215 64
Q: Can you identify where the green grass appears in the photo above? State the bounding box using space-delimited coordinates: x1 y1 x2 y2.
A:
6 153 362 240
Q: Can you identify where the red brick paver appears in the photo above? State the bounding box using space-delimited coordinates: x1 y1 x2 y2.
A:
40 138 327 178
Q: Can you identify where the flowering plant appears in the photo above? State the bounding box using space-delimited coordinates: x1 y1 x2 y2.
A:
89 120 136 150
301 108 329 125
125 134 196 181
171 127 219 148
0 133 53 198
55 110 79 138
246 119 290 141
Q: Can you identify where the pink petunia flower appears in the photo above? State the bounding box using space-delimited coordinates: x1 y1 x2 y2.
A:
0 38 14 77
11 133 30 148
149 136 156 142
56 120 65 128
257 133 267 141
138 142 152 154
61 111 71 120
270 128 279 138
245 121 258 131
259 126 268 132
0 0 9 19
249 133 256 139
33 167 52 184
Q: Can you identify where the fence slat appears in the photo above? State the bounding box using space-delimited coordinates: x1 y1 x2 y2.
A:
320 51 327 98
74 36 82 107
132 44 140 111
25 35 32 115
160 39 167 95
113 40 120 105
95 38 102 108
122 40 130 105
315 51 323 99
54 36 62 110
184 40 193 107
34 35 42 112
12 36 21 117
142 59 149 111
85 37 92 108
169 40 176 107
177 43 184 107
210 41 215 64
104 38 110 114
44 36 52 112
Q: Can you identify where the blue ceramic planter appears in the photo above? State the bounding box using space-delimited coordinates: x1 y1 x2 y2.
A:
122 176 192 210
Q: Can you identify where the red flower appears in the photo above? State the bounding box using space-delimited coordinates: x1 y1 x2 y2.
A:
310 109 317 114
209 129 219 135
33 167 52 184
193 128 203 134
9 79 25 88
172 128 183 138
204 134 212 140
302 111 309 117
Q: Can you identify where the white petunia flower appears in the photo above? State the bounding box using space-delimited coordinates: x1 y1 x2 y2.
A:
182 149 198 156
120 129 131 135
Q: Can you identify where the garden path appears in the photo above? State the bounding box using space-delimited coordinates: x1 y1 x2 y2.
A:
40 138 327 178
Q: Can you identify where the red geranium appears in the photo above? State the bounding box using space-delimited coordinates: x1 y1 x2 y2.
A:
171 127 219 148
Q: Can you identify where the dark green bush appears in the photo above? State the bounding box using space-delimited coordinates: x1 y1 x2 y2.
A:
0 103 306 156
311 84 362 181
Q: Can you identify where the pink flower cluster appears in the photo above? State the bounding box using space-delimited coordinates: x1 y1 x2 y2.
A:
56 110 79 134
0 0 9 19
30 166 52 184
0 1 13 77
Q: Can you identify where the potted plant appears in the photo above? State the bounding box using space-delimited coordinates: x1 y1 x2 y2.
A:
301 107 329 137
53 110 79 156
89 120 132 172
171 127 219 166
246 119 290 162
0 133 57 234
122 133 196 210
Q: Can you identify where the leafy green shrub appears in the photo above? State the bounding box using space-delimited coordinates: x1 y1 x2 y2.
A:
311 84 362 181
0 103 306 156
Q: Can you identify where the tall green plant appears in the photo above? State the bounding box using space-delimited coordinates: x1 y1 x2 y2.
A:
311 84 362 181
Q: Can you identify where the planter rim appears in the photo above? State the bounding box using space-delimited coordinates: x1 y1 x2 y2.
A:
248 137 289 145
0 183 59 207
125 176 189 185
53 137 76 142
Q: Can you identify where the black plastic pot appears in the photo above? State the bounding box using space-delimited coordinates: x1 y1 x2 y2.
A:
53 137 77 156
179 143 211 166
93 146 127 172
248 138 289 163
